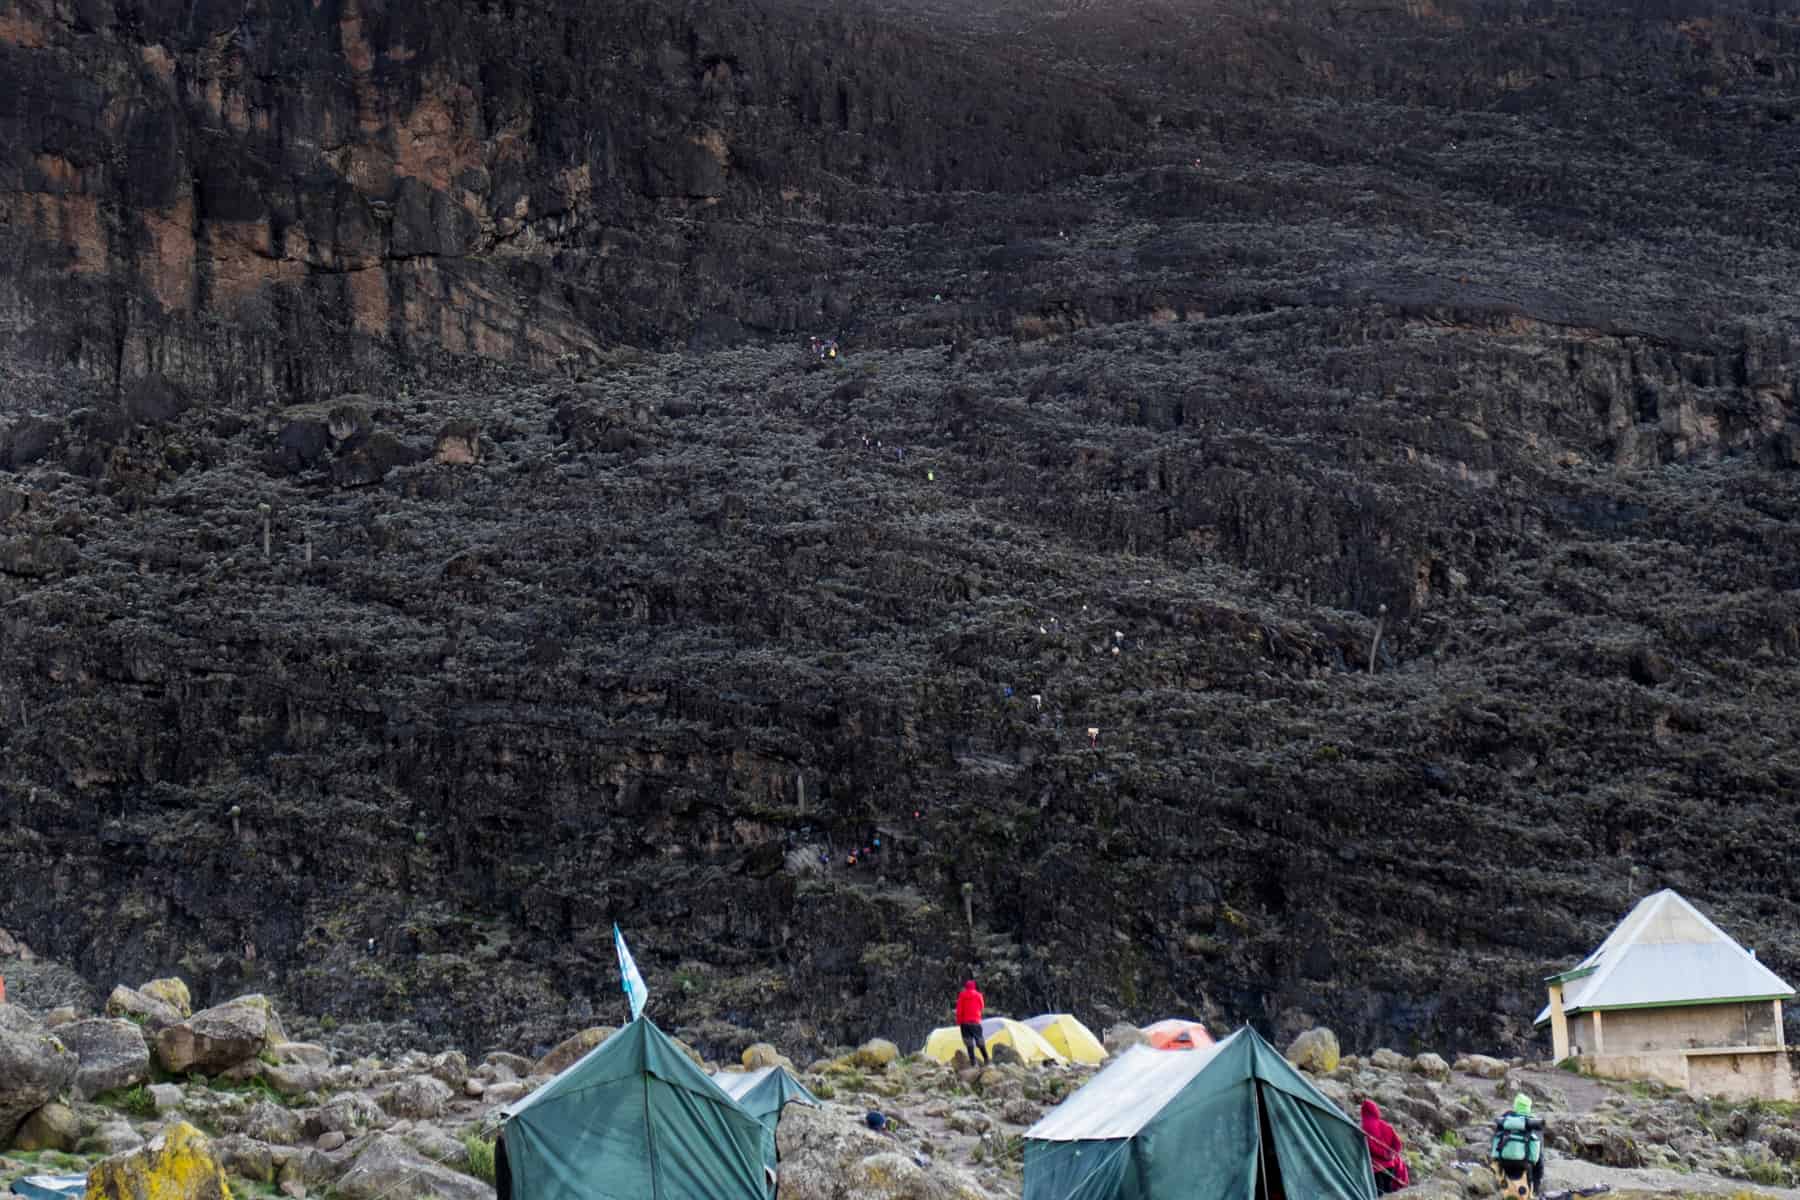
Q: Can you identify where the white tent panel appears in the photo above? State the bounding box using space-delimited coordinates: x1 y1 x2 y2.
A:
1026 1032 1240 1142
714 1067 777 1103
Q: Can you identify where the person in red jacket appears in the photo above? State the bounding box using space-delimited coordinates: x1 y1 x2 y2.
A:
955 979 989 1065
1360 1099 1409 1194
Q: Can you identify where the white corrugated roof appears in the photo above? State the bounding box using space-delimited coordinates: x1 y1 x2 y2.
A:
1535 889 1795 1025
1026 1031 1239 1141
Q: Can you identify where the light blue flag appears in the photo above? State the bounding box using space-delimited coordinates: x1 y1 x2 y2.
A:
614 924 648 1020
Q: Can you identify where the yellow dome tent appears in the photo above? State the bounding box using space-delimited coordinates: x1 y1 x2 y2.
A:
1023 1014 1107 1065
921 1018 1068 1065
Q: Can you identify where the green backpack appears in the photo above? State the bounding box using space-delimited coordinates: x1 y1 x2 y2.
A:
1493 1113 1542 1163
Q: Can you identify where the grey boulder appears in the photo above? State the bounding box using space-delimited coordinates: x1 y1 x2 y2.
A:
59 1018 151 1100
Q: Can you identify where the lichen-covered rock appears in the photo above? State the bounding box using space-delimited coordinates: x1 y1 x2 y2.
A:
534 1026 615 1076
743 1042 794 1070
334 1133 494 1200
265 1062 329 1097
425 1050 468 1087
12 1101 80 1152
155 994 286 1075
0 1005 78 1147
306 1091 387 1137
139 978 193 1018
404 1122 468 1167
105 985 184 1033
245 1098 306 1145
480 1051 534 1079
213 1131 277 1183
293 1146 346 1190
1000 1097 1041 1125
376 1074 453 1120
82 1122 146 1156
777 1099 989 1200
1370 1048 1410 1072
1286 1028 1341 1074
947 1108 994 1135
59 1018 152 1100
1454 1054 1509 1079
87 1122 230 1200
848 1150 976 1199
853 1038 901 1070
270 1042 332 1069
483 1081 528 1106
1413 1051 1451 1079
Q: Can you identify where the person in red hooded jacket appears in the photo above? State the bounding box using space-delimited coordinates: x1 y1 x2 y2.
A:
955 980 989 1065
1361 1099 1409 1193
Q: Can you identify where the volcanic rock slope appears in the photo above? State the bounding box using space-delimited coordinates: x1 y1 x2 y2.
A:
2 0 1800 1058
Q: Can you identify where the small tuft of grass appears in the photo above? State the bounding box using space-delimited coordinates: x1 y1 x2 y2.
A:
1737 1156 1788 1187
208 1074 300 1108
94 1084 157 1118
462 1135 496 1185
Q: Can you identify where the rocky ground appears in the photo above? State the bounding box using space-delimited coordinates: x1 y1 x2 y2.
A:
2 0 1800 1061
11 964 1800 1200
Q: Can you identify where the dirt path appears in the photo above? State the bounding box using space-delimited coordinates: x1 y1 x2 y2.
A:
1509 1064 1638 1116
1544 1154 1800 1199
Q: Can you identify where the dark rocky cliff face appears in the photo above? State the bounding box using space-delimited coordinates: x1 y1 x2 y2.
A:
2 0 1799 1059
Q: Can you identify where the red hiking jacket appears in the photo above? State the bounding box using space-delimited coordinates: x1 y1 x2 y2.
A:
955 982 984 1024
1360 1100 1409 1186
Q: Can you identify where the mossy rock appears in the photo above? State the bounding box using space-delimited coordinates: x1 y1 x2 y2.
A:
86 1122 230 1200
534 1026 616 1076
139 979 192 1019
741 1042 793 1071
851 1039 900 1070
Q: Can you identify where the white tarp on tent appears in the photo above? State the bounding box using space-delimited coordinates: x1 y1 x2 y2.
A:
714 1067 776 1103
1027 1032 1240 1142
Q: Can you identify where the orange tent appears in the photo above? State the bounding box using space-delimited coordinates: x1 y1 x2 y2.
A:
1140 1018 1213 1051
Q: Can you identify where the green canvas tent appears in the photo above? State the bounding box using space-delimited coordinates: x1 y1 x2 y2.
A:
1023 1026 1376 1200
497 1017 772 1200
714 1065 820 1175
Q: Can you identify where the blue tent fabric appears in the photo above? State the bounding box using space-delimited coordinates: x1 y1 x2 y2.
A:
10 1178 86 1200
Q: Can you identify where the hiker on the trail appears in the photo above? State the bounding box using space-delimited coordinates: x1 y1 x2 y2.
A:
956 979 989 1065
1360 1100 1408 1194
1490 1093 1545 1196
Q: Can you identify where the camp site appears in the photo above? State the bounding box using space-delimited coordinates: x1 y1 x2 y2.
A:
7 896 1800 1200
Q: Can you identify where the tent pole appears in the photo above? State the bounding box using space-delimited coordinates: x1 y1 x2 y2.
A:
1255 1083 1273 1200
645 1070 661 1200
